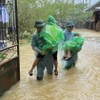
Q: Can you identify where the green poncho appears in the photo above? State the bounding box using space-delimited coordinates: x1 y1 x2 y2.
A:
39 15 64 54
62 33 84 53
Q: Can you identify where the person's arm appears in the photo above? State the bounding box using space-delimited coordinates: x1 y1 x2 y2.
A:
31 35 45 55
63 30 68 57
33 47 46 55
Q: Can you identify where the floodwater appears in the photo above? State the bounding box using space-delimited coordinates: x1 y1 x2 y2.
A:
0 29 100 100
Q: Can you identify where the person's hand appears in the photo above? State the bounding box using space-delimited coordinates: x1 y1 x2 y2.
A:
40 51 46 55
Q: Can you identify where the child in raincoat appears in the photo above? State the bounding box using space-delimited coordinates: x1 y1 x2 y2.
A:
41 15 64 75
62 33 84 60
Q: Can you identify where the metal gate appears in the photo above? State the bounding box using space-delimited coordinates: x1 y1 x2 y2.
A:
0 0 20 96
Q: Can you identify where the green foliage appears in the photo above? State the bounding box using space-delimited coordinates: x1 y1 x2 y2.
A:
0 53 6 59
19 31 32 40
17 0 91 36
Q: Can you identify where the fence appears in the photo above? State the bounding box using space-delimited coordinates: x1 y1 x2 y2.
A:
0 0 20 96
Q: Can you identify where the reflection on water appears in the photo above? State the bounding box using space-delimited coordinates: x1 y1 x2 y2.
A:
0 29 100 100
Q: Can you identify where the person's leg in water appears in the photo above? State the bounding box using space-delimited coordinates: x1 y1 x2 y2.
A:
52 51 58 75
29 58 40 76
54 60 58 75
28 53 44 76
62 50 72 70
67 47 72 58
63 47 72 60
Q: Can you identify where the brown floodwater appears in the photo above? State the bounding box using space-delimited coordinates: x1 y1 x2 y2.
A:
0 29 100 100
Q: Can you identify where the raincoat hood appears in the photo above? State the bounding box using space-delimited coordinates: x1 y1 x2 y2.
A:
47 15 57 24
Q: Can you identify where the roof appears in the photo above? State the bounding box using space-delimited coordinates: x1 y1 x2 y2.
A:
85 0 100 11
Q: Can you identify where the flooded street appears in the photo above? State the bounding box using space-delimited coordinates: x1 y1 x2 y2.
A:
0 29 100 100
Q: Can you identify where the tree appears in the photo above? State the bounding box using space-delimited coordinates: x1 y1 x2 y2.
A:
17 0 91 34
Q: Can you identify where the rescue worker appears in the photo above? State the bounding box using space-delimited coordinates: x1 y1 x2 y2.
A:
29 18 59 80
28 19 46 80
63 21 78 69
